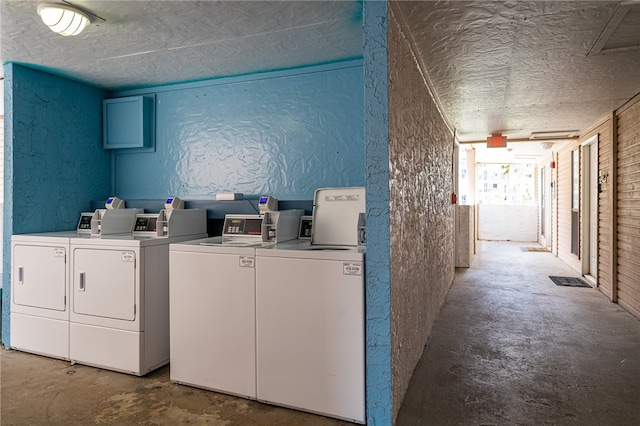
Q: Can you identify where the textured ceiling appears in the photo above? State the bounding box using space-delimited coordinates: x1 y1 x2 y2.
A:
395 1 640 145
1 0 363 90
2 1 640 164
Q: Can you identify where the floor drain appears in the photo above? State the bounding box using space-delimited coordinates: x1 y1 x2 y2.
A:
549 276 590 287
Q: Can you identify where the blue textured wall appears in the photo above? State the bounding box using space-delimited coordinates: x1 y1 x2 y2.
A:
363 1 393 424
112 61 364 200
2 63 111 346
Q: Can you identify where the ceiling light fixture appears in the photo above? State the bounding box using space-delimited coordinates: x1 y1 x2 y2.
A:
37 3 91 36
540 142 554 150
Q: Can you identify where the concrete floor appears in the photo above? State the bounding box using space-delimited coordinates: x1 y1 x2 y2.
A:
0 349 349 425
397 241 640 425
2 241 639 425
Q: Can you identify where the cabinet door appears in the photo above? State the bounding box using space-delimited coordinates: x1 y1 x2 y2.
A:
72 249 136 321
13 245 66 311
103 96 153 149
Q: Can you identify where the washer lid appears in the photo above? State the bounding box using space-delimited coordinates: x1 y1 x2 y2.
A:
311 187 365 246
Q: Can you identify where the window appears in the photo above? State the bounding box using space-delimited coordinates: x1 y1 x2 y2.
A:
476 163 535 205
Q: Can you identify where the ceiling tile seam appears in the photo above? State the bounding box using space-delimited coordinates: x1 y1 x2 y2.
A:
390 2 456 136
96 17 356 62
167 17 355 52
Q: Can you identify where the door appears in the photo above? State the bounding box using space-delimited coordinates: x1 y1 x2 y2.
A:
589 144 598 277
540 167 546 239
13 245 66 311
571 149 580 255
72 248 136 321
581 137 598 279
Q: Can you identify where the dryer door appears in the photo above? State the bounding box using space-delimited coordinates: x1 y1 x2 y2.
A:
13 244 66 311
72 248 136 321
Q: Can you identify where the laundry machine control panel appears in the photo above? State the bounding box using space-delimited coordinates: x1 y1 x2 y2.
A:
224 216 263 236
134 215 158 232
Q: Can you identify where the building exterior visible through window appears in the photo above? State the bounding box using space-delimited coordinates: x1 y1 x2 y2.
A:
476 163 535 205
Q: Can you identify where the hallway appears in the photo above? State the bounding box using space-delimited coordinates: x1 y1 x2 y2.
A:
397 241 640 425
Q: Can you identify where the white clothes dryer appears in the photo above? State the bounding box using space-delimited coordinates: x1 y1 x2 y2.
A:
69 229 206 376
10 231 80 359
9 206 145 360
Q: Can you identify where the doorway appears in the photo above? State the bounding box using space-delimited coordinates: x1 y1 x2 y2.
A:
571 149 579 255
539 165 553 249
540 167 546 238
581 135 598 283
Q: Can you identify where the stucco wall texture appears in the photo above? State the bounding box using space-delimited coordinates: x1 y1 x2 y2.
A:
2 64 112 345
363 0 393 423
388 7 455 420
113 63 365 200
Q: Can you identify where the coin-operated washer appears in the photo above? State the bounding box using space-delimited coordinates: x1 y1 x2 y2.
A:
10 197 141 360
169 200 303 399
255 187 366 423
68 197 207 375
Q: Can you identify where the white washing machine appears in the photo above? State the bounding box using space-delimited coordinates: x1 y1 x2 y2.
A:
169 210 302 398
11 231 80 359
255 244 366 423
254 187 366 423
69 208 206 376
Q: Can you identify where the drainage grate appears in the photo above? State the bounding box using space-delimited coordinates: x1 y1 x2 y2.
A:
549 276 591 287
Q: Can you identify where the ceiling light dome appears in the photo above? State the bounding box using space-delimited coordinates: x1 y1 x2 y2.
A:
37 3 90 36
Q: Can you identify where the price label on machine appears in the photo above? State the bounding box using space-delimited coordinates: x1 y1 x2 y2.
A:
343 262 363 276
239 256 255 268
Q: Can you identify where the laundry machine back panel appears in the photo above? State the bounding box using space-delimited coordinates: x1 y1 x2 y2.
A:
72 248 137 321
12 244 66 312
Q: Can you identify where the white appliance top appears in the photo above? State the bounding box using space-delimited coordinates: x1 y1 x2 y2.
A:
256 240 365 261
69 233 206 247
12 231 92 244
170 236 265 255
311 187 365 246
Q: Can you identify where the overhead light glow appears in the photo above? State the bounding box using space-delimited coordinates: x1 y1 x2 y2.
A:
37 3 90 36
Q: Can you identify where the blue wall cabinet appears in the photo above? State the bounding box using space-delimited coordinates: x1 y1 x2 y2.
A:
103 95 154 149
